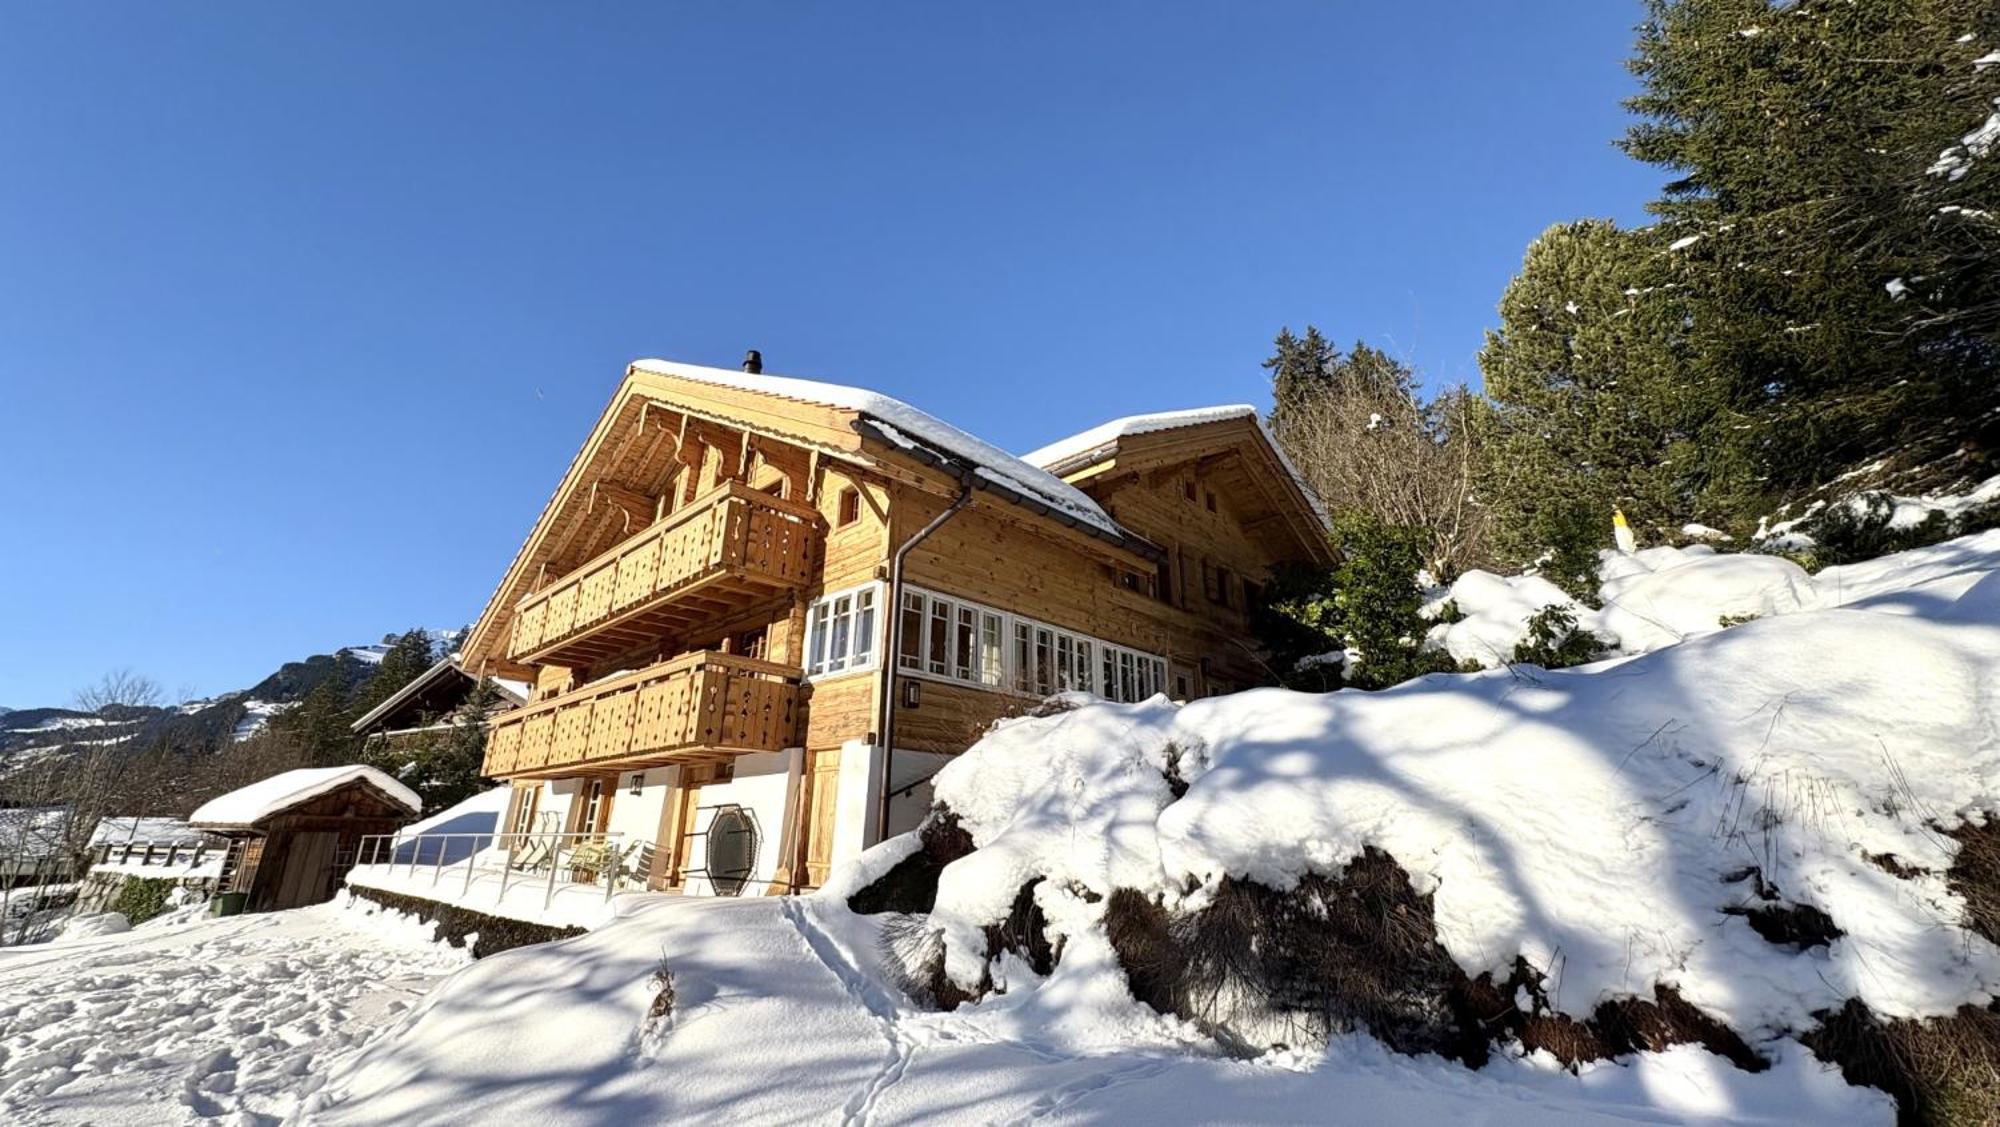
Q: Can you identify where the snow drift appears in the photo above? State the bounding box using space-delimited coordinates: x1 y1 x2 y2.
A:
1427 529 2000 665
911 536 2000 1051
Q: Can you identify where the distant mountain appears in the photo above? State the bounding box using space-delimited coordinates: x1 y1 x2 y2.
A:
0 634 451 775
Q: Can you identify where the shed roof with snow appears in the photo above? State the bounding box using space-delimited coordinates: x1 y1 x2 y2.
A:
189 765 421 832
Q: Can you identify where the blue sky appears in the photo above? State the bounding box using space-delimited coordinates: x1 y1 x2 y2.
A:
0 4 1658 707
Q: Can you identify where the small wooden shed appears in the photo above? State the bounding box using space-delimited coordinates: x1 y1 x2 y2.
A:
189 765 421 912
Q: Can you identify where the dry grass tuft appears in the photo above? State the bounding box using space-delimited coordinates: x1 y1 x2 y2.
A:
847 810 975 916
1805 999 2000 1127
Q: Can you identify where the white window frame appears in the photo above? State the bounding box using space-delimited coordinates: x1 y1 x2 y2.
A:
803 581 883 679
895 583 1167 704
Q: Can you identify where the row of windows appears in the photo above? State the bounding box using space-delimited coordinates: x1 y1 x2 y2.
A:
800 582 1172 704
894 586 1168 704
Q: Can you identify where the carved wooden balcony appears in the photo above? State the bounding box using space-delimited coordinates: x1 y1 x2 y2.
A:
507 482 821 667
482 650 801 778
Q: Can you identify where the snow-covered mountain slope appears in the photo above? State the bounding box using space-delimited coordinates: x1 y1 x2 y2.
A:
0 635 437 771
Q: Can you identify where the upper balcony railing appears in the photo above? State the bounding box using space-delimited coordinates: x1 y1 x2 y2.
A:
508 482 822 667
483 650 802 778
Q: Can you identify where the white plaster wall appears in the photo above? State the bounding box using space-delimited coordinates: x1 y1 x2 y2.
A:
535 779 579 833
828 743 955 873
682 749 801 897
604 766 675 845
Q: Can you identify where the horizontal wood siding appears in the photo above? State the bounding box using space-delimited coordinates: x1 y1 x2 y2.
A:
801 672 878 751
889 678 1033 756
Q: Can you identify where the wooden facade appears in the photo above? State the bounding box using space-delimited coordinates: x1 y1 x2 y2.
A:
460 359 1331 892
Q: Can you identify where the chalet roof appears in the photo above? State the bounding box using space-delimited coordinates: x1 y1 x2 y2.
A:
189 765 420 830
348 657 529 735
632 359 1121 538
1021 405 1329 526
1022 405 1263 473
461 359 1333 669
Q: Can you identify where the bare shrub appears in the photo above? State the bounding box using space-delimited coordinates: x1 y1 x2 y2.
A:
645 951 677 1035
1948 818 2000 947
1106 850 1465 1056
1805 999 2000 1127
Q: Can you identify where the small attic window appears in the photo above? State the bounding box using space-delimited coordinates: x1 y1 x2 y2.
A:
1183 481 1197 502
837 487 861 527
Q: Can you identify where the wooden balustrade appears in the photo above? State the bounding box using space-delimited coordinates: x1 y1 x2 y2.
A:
508 482 822 666
483 650 802 778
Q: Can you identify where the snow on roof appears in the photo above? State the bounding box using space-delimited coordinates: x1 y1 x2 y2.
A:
89 816 202 847
632 358 1123 539
1019 405 1260 471
1022 404 1330 528
189 765 420 828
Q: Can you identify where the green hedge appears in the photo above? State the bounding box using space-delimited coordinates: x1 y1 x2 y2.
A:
108 877 175 925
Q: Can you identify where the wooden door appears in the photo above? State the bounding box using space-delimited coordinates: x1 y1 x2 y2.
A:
271 831 338 910
798 747 843 890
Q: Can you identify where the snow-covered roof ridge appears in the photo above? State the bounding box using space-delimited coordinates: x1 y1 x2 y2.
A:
189 765 421 828
1022 403 1330 529
1019 404 1260 472
632 358 1123 539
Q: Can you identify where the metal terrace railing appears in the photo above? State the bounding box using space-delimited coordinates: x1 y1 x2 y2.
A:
352 830 657 911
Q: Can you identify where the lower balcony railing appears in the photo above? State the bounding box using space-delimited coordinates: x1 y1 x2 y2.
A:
483 650 801 778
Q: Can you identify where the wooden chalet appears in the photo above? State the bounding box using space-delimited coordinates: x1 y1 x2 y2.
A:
457 356 1332 895
349 656 529 750
190 766 421 912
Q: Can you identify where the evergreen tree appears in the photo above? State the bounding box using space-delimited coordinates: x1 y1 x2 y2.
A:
1478 219 1747 569
1622 0 2000 491
1254 513 1466 692
270 673 360 767
350 629 436 719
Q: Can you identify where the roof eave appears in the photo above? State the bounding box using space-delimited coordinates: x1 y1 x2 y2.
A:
853 419 1165 563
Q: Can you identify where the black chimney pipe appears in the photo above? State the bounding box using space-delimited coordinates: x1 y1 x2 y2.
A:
742 349 763 374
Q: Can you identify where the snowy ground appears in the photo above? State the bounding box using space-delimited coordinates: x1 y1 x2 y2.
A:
310 895 1887 1126
0 896 467 1126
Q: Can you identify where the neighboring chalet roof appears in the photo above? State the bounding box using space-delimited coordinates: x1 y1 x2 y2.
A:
90 816 202 847
1022 406 1335 565
0 806 68 858
1020 405 1268 471
189 766 421 831
348 657 530 735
